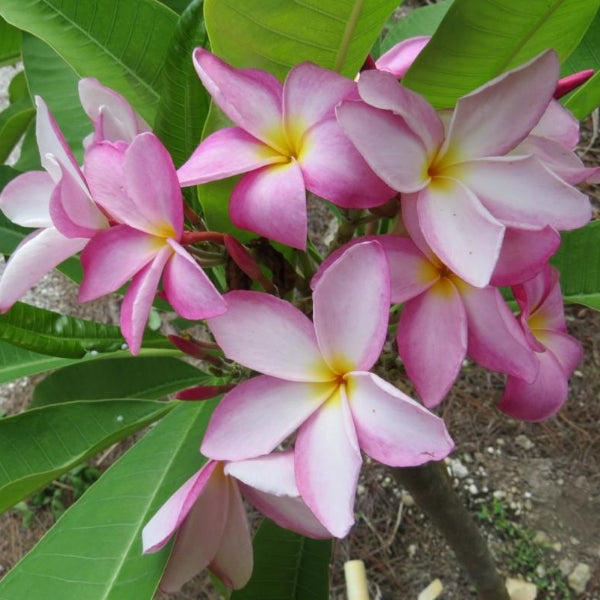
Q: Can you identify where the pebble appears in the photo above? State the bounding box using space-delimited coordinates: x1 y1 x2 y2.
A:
418 579 443 600
468 484 479 495
533 531 549 545
568 563 591 594
493 490 506 500
505 577 537 600
559 559 574 577
448 458 469 479
401 492 415 507
407 544 417 558
515 434 534 450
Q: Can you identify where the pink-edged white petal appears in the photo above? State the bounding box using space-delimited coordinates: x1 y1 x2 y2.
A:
313 241 390 373
375 36 430 77
158 463 230 593
537 329 582 377
336 100 430 193
0 228 87 312
417 177 505 287
441 50 559 162
177 127 286 186
299 118 396 208
79 225 161 302
530 99 579 148
491 226 560 287
347 372 453 466
207 290 332 382
458 284 538 382
0 171 54 227
295 387 362 538
201 376 335 461
397 280 467 407
193 48 285 151
229 161 308 249
120 246 171 355
208 480 253 590
400 193 438 260
456 156 591 231
163 239 226 320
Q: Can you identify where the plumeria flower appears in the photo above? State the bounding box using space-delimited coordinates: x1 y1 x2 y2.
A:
142 452 330 592
374 36 430 78
498 265 582 421
0 97 108 311
337 50 591 288
201 241 453 537
80 132 226 354
177 49 394 249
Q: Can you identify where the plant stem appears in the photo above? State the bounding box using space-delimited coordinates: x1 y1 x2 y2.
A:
392 461 509 600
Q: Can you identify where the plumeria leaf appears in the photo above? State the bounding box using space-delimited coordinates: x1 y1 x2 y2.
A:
0 0 177 124
403 0 600 108
231 519 332 600
0 401 217 600
31 356 210 407
0 15 21 67
0 99 35 163
204 0 401 79
552 221 600 310
564 71 600 119
0 399 173 514
8 70 28 103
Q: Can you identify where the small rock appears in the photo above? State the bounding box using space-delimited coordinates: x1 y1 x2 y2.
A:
506 577 537 600
418 578 443 600
486 446 495 454
357 484 365 496
552 542 562 552
493 490 506 500
401 492 415 507
568 563 591 594
449 458 469 479
535 565 546 578
515 434 534 450
468 484 479 495
533 531 549 545
570 536 580 546
559 559 574 577
407 544 417 558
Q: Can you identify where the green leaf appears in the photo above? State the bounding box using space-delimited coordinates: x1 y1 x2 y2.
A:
8 70 28 103
403 0 600 108
564 70 600 119
13 118 40 171
0 401 216 599
552 221 600 310
0 0 178 124
32 356 208 407
232 519 332 600
562 9 600 74
204 0 400 79
0 399 173 514
380 0 452 54
0 16 21 67
158 0 191 13
154 0 210 167
0 99 35 163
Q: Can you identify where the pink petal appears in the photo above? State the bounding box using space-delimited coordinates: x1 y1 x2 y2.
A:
457 156 591 231
347 372 453 465
177 127 286 186
442 50 559 161
79 225 161 302
397 281 467 407
0 171 54 227
417 177 505 287
193 48 285 151
295 387 362 538
531 99 579 148
538 330 582 376
120 246 171 355
313 241 390 373
336 100 430 193
163 239 227 320
201 376 335 461
400 193 438 260
513 264 561 325
229 161 307 249
207 290 332 382
209 480 253 590
0 228 87 312
375 36 431 78
299 118 396 208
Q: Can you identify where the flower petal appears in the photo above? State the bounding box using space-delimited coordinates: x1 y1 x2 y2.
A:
163 240 227 320
229 161 308 249
295 387 362 538
0 171 54 227
207 290 332 381
201 376 334 461
375 36 431 78
530 99 579 148
347 372 453 465
417 177 505 287
313 241 390 372
397 281 467 407
538 329 582 376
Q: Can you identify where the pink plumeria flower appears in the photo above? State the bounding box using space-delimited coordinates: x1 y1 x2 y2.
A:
337 50 591 288
0 97 108 311
498 265 582 421
177 49 394 249
79 132 226 354
201 241 453 537
374 36 430 78
142 452 330 592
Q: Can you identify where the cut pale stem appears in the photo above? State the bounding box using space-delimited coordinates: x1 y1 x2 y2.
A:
344 560 370 600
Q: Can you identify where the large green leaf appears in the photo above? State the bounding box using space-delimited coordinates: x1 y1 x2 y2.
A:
0 0 178 124
0 99 35 163
403 0 600 108
0 16 21 67
32 356 208 407
564 71 600 119
232 519 332 600
154 0 210 167
0 401 215 600
0 399 173 514
204 0 401 79
552 221 600 310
